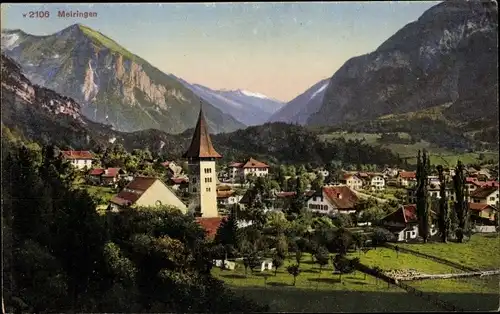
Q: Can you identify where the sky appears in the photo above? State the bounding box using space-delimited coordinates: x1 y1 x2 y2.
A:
1 2 440 102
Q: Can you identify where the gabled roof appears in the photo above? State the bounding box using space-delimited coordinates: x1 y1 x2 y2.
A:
469 203 497 212
322 186 359 209
383 204 417 224
109 176 157 206
229 162 244 168
217 190 234 199
471 186 498 199
342 174 360 180
89 168 105 176
102 167 122 178
183 107 222 159
398 171 416 179
196 217 226 239
61 150 93 160
242 157 269 168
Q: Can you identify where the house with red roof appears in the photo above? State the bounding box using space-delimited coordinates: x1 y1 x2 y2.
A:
228 157 269 183
61 150 94 170
469 203 497 224
381 204 438 242
340 174 363 190
108 176 187 213
396 171 417 187
470 186 499 207
306 186 359 216
216 189 242 207
88 167 125 186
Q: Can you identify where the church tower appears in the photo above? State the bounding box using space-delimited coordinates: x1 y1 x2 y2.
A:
183 105 221 218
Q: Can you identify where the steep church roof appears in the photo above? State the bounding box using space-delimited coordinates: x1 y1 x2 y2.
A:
183 107 222 159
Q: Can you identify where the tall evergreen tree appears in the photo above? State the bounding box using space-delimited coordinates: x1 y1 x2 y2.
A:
416 150 430 243
452 161 470 243
436 165 450 243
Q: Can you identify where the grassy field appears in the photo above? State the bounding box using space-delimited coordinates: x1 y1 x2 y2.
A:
213 257 441 312
319 131 499 165
348 247 461 274
409 275 500 311
398 234 500 270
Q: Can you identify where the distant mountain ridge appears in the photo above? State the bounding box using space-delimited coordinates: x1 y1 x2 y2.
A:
307 0 498 139
1 24 245 134
267 78 330 125
176 77 285 126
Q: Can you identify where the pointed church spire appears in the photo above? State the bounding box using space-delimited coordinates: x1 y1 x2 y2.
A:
183 100 222 159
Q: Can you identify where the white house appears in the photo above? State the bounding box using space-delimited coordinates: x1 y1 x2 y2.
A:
381 204 438 242
217 189 242 206
397 171 416 187
61 150 94 170
369 175 386 190
306 185 359 216
470 186 499 207
406 186 456 203
340 174 363 190
228 157 270 182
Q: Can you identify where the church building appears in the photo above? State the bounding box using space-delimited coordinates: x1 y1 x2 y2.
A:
183 106 221 218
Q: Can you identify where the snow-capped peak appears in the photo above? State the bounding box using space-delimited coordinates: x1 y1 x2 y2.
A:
239 89 269 99
1 33 20 50
309 83 329 100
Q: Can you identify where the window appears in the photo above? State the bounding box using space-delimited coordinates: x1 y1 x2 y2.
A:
193 188 197 192
206 187 211 192
204 168 212 174
192 177 197 183
490 196 496 201
204 177 213 183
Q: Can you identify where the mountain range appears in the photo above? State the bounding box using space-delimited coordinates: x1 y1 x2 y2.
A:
1 0 498 150
282 1 497 141
175 76 284 126
267 78 330 125
1 53 403 168
1 24 244 134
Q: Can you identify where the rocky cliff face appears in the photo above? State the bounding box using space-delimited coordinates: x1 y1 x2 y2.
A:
308 1 498 133
1 24 244 134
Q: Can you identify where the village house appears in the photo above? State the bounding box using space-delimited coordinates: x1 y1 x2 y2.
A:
368 173 386 190
381 204 438 242
108 176 187 212
61 150 94 170
397 171 416 187
88 167 125 186
406 185 456 203
228 157 270 182
216 189 242 207
340 174 363 190
306 185 359 216
382 167 399 178
469 203 497 225
470 186 499 207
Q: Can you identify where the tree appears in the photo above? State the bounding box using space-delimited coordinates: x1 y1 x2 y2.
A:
295 250 303 266
314 246 330 275
452 161 470 243
332 254 356 283
286 264 301 286
243 252 260 276
272 253 284 276
370 228 394 248
214 212 240 265
333 228 353 255
436 165 450 243
416 150 430 243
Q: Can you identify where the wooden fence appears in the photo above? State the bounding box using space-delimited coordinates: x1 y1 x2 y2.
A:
392 269 500 281
347 257 466 312
384 243 479 272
